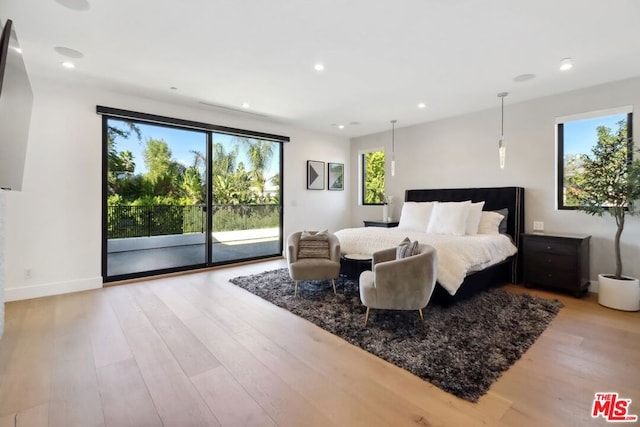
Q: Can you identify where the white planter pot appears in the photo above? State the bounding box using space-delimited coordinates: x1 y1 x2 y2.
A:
598 274 640 311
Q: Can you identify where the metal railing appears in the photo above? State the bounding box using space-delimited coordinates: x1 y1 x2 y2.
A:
107 204 280 239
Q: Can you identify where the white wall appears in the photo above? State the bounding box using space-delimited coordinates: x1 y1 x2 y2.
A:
351 76 640 287
0 190 5 337
3 76 351 301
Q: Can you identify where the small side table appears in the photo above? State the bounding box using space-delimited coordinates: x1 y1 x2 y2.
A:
363 220 399 228
340 253 373 282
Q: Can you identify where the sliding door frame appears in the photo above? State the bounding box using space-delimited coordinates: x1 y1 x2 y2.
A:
99 106 288 282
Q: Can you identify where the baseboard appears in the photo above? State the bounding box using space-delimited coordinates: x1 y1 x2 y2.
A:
4 276 103 302
588 279 599 293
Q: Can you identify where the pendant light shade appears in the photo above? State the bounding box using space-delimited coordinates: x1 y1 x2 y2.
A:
497 92 508 169
390 120 397 177
498 137 506 169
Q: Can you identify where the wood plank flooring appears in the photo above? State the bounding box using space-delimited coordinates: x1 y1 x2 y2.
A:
1 258 638 426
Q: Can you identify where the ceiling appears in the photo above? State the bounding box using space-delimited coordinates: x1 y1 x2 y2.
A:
4 0 640 137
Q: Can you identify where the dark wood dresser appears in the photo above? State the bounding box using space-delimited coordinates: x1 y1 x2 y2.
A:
522 233 591 297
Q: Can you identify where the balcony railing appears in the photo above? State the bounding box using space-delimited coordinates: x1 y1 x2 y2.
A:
107 204 280 239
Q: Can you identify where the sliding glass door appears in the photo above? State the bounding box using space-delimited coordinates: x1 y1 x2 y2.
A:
102 110 285 282
210 133 281 263
105 119 208 277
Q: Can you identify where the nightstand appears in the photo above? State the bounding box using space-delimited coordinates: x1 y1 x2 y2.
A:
522 233 591 297
363 220 399 228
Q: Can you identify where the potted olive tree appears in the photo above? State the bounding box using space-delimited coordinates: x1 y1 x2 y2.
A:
571 120 640 311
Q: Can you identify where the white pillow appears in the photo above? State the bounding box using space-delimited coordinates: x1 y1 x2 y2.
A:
465 201 485 235
426 201 471 236
477 211 505 235
397 202 437 231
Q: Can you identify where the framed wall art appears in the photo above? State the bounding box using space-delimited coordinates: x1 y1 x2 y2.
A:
307 160 325 190
328 162 344 191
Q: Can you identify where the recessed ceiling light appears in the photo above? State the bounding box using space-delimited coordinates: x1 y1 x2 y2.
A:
417 102 426 109
242 102 250 109
61 61 75 69
349 121 360 126
559 58 573 71
513 73 536 82
169 86 178 90
314 63 324 72
54 46 84 59
338 124 345 129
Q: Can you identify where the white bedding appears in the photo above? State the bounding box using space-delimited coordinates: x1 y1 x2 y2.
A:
334 227 517 295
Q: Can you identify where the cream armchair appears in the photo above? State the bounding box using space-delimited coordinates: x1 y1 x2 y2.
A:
286 231 341 297
359 244 438 325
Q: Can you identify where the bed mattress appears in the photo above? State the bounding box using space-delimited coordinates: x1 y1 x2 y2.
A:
334 227 517 295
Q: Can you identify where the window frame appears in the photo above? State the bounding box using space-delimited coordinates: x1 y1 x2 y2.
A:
360 148 385 206
556 107 633 210
98 106 287 282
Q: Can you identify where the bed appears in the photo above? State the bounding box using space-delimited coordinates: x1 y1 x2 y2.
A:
336 187 525 305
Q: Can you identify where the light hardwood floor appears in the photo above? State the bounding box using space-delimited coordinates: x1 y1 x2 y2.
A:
1 258 638 427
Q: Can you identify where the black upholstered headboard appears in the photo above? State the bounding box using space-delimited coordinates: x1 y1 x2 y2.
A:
405 187 525 282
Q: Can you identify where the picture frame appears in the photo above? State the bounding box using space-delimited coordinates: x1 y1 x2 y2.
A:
328 162 344 191
307 160 325 190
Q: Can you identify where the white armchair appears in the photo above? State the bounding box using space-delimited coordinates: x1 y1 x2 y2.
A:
286 231 341 296
359 244 438 325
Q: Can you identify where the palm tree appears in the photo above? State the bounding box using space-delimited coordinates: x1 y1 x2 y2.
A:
118 150 136 175
211 142 240 204
237 137 274 200
190 150 206 174
181 166 204 204
106 120 141 194
212 143 239 176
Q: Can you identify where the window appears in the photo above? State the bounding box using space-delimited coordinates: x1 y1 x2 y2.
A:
557 107 633 209
99 106 286 281
361 149 385 205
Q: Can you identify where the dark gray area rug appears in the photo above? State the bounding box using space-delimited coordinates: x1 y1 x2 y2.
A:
229 268 563 402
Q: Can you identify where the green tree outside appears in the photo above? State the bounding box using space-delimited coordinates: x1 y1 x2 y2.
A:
107 121 282 238
107 121 141 195
364 151 385 204
570 119 640 278
570 121 629 208
237 137 275 201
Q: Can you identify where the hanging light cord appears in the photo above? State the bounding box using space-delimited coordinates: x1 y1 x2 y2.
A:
497 92 508 136
391 120 396 154
390 120 397 176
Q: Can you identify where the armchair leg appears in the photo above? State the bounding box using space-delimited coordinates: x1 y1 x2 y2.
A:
364 307 370 326
331 279 336 295
418 308 424 321
294 280 299 297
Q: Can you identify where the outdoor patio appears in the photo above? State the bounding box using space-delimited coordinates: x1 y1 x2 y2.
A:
107 228 281 277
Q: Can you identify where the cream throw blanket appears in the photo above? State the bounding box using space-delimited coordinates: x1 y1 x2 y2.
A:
334 227 517 295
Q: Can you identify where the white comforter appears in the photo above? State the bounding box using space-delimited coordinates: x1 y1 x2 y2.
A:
334 227 517 295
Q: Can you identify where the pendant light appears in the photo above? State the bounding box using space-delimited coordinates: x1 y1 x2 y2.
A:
497 92 508 169
390 120 397 176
